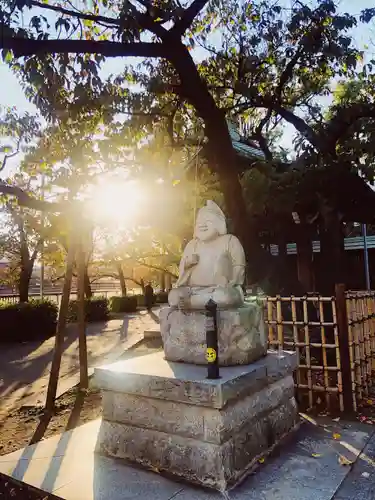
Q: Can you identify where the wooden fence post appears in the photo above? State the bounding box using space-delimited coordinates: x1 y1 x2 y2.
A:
335 283 354 414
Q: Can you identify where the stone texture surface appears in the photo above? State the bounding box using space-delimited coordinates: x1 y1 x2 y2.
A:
95 351 299 490
94 350 297 409
102 375 295 444
96 396 299 491
159 303 267 366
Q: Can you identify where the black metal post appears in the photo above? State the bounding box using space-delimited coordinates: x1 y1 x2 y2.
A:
205 299 220 379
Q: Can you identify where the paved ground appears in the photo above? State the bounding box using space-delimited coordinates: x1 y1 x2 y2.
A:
0 415 374 499
0 310 160 414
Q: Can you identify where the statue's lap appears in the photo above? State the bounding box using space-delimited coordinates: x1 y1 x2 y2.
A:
168 285 244 309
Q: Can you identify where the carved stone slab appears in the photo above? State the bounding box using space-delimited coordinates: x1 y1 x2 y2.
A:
160 302 267 366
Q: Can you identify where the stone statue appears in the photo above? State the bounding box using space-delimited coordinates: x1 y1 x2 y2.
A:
168 200 246 309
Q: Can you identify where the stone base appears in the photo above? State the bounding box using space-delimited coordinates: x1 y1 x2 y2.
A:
94 350 299 491
159 302 267 366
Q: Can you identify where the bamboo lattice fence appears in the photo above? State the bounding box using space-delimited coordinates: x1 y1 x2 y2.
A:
262 287 375 413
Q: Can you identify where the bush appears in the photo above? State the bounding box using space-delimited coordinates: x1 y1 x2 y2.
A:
110 296 138 313
0 299 58 343
68 297 109 323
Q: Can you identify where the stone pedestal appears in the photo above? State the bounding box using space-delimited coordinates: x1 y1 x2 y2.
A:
94 350 299 491
160 302 267 366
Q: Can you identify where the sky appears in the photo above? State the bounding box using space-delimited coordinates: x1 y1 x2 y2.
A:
0 0 374 172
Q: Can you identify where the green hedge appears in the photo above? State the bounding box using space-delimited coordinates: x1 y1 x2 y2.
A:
155 291 168 304
0 299 58 343
110 292 168 313
110 296 138 313
68 297 109 323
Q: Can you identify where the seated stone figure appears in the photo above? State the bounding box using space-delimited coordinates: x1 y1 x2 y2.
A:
168 200 246 309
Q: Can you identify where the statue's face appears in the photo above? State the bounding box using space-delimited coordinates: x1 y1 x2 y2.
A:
195 213 220 241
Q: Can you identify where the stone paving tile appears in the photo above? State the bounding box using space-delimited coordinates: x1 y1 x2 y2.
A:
53 455 183 500
232 484 330 500
0 420 101 463
229 419 374 500
333 428 375 500
169 486 224 500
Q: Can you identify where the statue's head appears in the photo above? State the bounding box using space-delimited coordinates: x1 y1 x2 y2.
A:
194 201 227 241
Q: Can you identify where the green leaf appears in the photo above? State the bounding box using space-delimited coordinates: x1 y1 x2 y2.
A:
2 49 13 64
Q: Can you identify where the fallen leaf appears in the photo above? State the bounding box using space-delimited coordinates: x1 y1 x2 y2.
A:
362 472 370 478
333 433 341 440
258 457 265 464
333 417 340 422
312 453 322 458
338 455 353 466
367 399 374 405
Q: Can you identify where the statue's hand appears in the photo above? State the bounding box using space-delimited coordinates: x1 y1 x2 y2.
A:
185 253 199 269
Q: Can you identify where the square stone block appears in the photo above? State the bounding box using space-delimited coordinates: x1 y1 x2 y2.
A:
94 350 297 409
160 303 267 366
97 396 299 491
102 375 295 444
95 351 299 490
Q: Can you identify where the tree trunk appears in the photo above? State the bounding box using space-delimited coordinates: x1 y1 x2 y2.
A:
296 224 314 292
160 272 166 292
77 239 88 390
169 45 277 289
116 263 127 296
18 265 31 303
45 239 76 413
319 202 345 294
83 267 92 299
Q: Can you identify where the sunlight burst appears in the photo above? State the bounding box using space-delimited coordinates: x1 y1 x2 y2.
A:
87 179 145 227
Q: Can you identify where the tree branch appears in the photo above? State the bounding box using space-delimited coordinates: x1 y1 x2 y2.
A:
134 259 177 277
252 109 273 161
235 82 324 150
30 0 120 27
30 237 44 263
323 102 375 148
272 104 323 150
275 47 304 100
0 182 61 212
171 0 209 37
1 37 170 59
0 143 20 172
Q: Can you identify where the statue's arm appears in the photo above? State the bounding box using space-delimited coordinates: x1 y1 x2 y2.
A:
228 236 246 285
176 240 197 287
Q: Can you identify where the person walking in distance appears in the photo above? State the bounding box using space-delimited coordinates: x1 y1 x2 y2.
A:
144 282 154 312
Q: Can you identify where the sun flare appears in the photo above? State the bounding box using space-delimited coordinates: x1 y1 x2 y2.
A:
87 179 145 227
